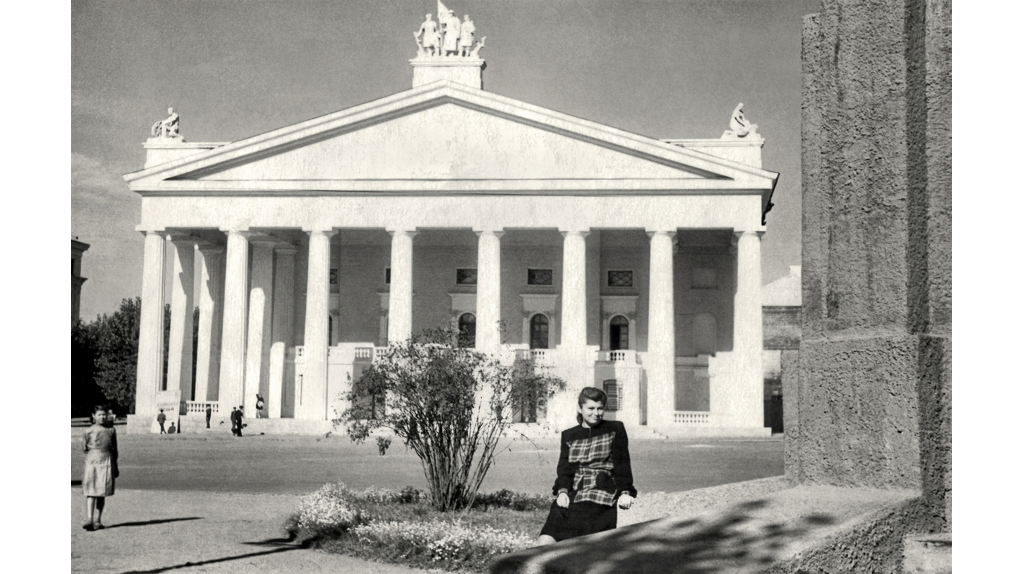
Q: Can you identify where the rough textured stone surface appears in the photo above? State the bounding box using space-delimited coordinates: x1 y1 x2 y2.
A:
763 307 801 350
794 0 951 535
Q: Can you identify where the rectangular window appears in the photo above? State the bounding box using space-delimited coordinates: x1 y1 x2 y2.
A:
385 267 391 284
527 268 553 285
329 268 339 286
456 268 477 285
608 270 633 288
691 268 717 289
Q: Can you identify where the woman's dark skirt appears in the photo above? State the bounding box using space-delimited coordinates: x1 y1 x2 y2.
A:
539 499 617 541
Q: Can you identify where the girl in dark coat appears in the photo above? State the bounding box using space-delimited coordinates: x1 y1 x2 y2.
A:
536 387 636 545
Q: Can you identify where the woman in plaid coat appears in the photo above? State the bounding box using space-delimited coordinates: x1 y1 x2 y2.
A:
536 387 636 544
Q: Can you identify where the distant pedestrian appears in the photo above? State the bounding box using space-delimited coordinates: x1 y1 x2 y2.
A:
205 405 212 429
230 406 243 437
157 409 166 434
82 405 118 531
256 394 265 419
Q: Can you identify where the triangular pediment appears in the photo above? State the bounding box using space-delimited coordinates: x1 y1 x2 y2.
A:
125 81 778 193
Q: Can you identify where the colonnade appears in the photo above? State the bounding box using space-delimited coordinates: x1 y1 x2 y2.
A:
134 226 763 429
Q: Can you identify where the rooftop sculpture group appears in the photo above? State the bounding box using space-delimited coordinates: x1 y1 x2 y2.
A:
415 2 485 59
150 107 183 140
722 103 760 139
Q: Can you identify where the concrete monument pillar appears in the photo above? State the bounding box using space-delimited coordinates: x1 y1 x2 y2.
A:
475 228 503 353
217 229 251 413
194 246 224 403
646 229 676 428
135 230 167 416
388 229 417 344
298 228 335 420
243 240 276 418
165 236 196 399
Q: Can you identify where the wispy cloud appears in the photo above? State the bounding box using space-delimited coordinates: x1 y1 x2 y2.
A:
71 152 133 205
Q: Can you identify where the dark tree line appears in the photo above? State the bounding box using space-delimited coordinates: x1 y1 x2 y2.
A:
71 297 198 417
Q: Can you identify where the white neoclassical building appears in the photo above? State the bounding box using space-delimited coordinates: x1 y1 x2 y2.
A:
124 32 778 437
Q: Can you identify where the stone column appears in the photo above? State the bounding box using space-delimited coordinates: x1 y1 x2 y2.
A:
299 228 335 420
270 246 296 418
135 230 167 416
165 236 196 400
243 240 276 418
729 230 764 428
560 230 589 351
217 229 251 413
646 229 677 428
475 229 503 353
552 229 589 427
194 246 224 403
388 229 416 344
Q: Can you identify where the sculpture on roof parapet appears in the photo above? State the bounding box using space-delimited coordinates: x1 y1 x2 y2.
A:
721 103 760 139
414 2 484 60
150 107 183 140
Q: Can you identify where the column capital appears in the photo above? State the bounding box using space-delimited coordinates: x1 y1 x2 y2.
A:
136 226 166 236
645 228 677 238
559 229 590 238
301 224 337 233
733 230 766 240
386 228 418 237
474 228 505 238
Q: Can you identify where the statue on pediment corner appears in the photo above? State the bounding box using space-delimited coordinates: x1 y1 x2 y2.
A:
441 9 461 57
459 15 476 57
721 102 759 139
151 107 182 139
416 13 441 57
470 36 486 59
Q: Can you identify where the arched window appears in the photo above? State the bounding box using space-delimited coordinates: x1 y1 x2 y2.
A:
610 315 629 351
603 379 622 411
529 314 549 349
458 313 476 348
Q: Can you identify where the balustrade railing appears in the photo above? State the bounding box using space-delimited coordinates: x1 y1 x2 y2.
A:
674 411 710 424
186 401 220 414
515 348 552 363
354 347 374 360
596 350 637 363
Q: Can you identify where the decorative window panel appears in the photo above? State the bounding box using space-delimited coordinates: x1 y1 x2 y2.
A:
330 268 339 286
603 379 623 411
456 268 478 285
608 270 633 287
527 268 553 285
691 268 717 289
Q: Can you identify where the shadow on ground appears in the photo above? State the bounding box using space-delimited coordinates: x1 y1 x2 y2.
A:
493 499 836 574
105 517 203 530
119 546 302 574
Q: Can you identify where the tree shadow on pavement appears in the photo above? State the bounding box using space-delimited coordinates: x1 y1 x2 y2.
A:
492 499 837 574
105 517 203 530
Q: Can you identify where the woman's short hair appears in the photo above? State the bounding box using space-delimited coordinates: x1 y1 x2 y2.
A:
578 387 607 406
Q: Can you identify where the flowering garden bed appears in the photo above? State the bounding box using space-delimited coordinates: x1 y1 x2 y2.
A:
286 483 550 572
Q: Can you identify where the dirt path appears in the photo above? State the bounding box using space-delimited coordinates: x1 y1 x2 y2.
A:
70 488 428 573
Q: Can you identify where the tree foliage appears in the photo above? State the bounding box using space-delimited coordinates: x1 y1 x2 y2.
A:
337 327 566 512
89 297 143 414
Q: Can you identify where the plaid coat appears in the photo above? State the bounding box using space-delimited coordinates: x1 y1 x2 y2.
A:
553 420 637 506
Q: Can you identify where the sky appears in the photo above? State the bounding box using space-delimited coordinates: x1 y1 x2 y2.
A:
71 0 820 320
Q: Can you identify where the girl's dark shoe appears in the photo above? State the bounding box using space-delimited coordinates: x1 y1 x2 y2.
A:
93 524 105 530
82 524 94 531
